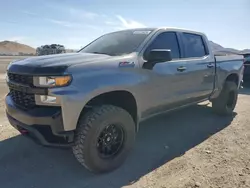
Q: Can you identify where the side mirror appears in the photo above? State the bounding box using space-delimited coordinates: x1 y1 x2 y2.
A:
147 49 172 63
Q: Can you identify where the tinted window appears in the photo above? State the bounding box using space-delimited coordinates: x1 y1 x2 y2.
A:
79 30 153 56
183 33 206 58
144 32 180 59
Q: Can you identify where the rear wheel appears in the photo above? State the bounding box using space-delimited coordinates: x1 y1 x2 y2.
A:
212 81 238 115
72 105 136 173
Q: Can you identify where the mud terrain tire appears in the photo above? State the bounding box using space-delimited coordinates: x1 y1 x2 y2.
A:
212 81 238 116
72 105 136 173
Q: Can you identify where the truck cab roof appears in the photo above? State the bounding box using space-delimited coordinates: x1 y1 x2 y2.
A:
111 27 206 37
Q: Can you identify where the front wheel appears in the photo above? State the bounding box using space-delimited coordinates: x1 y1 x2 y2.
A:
72 105 136 173
212 81 238 116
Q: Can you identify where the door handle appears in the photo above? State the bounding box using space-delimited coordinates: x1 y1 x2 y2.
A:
177 66 187 72
207 64 214 68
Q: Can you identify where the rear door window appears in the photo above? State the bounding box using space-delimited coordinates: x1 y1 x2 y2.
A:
182 33 207 58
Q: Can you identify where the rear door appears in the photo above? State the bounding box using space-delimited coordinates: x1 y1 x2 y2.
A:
180 32 215 99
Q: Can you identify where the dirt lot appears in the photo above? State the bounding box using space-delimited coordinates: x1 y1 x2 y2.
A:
0 56 249 188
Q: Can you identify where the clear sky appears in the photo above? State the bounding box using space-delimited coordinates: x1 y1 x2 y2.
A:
0 0 249 50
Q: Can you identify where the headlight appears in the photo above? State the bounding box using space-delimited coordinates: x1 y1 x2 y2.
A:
34 75 72 87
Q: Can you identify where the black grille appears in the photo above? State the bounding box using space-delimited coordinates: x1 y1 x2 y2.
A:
7 73 33 86
7 73 36 110
9 89 36 110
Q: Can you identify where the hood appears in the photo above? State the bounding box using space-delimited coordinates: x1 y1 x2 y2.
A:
7 53 117 75
11 53 113 67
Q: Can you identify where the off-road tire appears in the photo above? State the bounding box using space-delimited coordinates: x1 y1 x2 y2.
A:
212 81 238 116
72 105 136 173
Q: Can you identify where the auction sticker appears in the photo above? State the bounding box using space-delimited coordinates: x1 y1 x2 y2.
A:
133 31 151 35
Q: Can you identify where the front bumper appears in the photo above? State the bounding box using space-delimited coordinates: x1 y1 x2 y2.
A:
5 94 74 147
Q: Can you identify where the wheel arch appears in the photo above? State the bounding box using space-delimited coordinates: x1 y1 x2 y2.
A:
225 73 239 86
77 90 139 132
210 72 240 101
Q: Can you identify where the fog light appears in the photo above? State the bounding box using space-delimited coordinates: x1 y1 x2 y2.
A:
40 95 57 104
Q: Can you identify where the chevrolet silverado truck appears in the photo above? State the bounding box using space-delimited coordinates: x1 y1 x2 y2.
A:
5 27 244 173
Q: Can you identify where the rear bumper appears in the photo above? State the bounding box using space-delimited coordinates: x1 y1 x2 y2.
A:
5 94 74 147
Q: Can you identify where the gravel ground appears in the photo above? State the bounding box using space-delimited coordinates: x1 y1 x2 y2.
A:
0 56 249 188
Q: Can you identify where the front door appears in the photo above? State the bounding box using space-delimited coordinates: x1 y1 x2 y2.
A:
139 31 194 118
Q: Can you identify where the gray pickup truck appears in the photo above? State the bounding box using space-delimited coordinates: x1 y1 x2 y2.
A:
5 27 244 173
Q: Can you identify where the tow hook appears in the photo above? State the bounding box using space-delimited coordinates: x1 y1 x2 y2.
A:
19 129 29 134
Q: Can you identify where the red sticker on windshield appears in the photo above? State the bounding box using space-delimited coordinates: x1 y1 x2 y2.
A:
133 31 151 35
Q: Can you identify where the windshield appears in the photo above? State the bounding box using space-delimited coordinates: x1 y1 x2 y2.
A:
79 30 153 56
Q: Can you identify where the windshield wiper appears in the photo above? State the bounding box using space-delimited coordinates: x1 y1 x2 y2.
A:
92 52 111 55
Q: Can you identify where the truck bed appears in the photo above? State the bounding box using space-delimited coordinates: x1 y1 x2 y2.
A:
215 54 244 63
